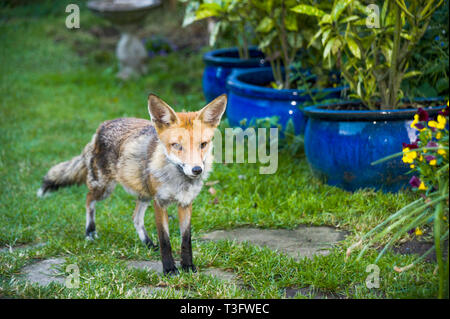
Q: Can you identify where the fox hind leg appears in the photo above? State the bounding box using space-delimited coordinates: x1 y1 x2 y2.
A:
133 200 158 250
85 192 97 240
85 182 115 240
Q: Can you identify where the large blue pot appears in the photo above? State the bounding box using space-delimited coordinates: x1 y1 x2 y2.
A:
202 47 267 102
226 67 347 135
303 101 446 192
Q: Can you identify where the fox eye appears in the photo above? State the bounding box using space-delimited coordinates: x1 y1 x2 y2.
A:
200 142 208 149
171 143 182 151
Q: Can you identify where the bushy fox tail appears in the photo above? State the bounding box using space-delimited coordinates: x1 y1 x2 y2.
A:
37 138 94 197
37 154 87 197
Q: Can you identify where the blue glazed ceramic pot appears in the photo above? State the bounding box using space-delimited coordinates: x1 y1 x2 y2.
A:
303 100 446 192
202 47 267 102
226 67 347 135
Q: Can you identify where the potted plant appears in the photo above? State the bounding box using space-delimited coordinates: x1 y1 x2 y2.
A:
347 105 449 298
181 0 267 102
225 0 348 135
295 0 447 191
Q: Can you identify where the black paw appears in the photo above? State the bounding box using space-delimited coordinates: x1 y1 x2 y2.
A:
181 264 197 273
163 266 179 276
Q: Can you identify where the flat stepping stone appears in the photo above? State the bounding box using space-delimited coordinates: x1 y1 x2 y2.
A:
391 238 448 262
127 260 167 274
201 226 346 260
202 268 238 283
21 257 66 286
127 261 241 284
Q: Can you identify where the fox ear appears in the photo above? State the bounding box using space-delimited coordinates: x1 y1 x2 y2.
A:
197 94 227 127
148 94 179 129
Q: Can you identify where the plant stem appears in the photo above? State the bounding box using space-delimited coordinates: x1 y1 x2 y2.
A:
387 1 402 108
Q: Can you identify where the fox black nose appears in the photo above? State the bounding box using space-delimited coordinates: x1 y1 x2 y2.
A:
192 166 203 175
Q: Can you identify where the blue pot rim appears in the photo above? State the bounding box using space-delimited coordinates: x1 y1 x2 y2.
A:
303 98 447 121
87 0 162 13
203 47 266 68
226 67 348 101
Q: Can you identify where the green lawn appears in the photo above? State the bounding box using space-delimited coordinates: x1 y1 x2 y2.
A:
0 1 440 298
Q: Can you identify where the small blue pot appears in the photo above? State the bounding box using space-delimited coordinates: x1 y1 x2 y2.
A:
226 67 347 135
202 47 267 102
303 100 446 192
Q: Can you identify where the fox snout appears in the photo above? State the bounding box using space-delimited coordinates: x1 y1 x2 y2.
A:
192 166 203 175
176 162 204 179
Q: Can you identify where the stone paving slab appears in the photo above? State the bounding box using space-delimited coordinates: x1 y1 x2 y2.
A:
201 226 347 260
16 226 346 292
126 260 167 274
21 257 66 286
126 260 240 284
126 261 242 297
202 268 239 283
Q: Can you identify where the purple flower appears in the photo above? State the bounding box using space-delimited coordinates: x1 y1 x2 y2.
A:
427 141 438 148
408 228 416 235
415 122 426 130
409 176 421 188
417 108 429 122
425 155 436 162
439 105 449 116
402 141 418 149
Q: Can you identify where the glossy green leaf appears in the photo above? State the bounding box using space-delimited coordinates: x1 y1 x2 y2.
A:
320 14 332 24
291 4 326 17
323 37 335 59
403 70 422 79
256 16 274 33
347 37 361 59
331 0 353 21
285 12 298 31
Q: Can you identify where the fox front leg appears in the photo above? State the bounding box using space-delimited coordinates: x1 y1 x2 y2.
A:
153 201 178 275
133 200 158 251
178 204 196 273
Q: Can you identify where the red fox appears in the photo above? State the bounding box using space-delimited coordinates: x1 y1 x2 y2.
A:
37 94 227 275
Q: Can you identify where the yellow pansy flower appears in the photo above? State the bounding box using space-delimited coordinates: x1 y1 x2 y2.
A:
418 182 427 190
415 228 423 236
436 131 442 139
428 115 447 130
410 114 419 129
429 159 437 166
401 148 417 163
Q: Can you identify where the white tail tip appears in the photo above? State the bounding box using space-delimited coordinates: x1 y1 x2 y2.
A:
36 187 45 198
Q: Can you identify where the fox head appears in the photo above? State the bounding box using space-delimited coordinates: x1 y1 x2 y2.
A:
148 94 227 179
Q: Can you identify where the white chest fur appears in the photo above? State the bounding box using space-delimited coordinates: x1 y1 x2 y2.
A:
155 175 204 207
